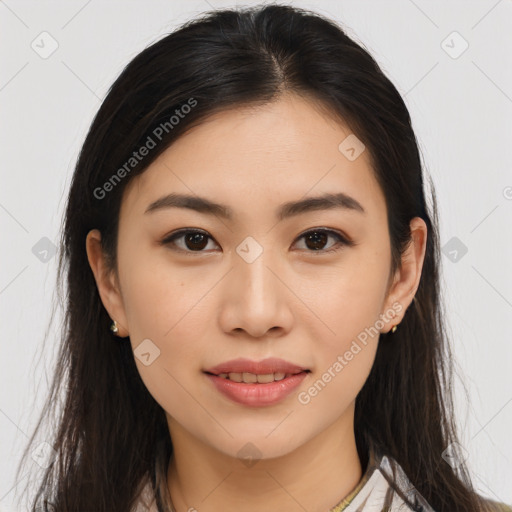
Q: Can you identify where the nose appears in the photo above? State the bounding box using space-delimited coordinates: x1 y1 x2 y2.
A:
217 247 294 340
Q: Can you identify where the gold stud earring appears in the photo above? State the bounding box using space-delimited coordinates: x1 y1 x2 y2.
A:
110 319 119 334
391 324 398 333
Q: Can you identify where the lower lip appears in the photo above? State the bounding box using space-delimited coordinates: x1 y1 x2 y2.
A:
204 371 309 407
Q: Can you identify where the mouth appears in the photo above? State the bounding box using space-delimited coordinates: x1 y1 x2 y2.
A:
203 369 310 407
202 357 311 406
203 357 311 379
203 369 310 384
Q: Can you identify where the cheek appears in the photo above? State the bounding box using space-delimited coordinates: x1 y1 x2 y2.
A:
121 284 207 420
294 247 389 407
298 279 382 416
118 250 218 398
300 246 391 341
294 339 377 437
120 246 213 342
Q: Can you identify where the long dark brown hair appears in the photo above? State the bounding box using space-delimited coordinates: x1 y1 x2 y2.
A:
15 4 499 511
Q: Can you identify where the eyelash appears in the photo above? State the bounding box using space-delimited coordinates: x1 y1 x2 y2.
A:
161 228 354 256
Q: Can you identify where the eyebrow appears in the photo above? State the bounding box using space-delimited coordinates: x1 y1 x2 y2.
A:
144 192 366 220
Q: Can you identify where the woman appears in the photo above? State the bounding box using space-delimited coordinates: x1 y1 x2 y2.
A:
16 4 512 511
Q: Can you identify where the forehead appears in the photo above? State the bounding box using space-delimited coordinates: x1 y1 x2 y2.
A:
121 94 385 221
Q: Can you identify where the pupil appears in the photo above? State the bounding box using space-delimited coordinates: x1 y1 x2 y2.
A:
306 231 327 250
186 233 208 250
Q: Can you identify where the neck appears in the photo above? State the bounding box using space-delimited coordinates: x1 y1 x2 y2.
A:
165 404 363 512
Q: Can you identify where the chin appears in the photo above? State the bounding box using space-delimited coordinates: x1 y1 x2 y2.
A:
209 430 309 463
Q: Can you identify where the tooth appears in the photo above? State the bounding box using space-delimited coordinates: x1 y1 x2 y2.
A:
222 372 291 383
242 372 258 383
256 373 275 383
228 372 243 382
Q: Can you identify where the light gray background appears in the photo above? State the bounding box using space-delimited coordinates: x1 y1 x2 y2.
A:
1 1 511 510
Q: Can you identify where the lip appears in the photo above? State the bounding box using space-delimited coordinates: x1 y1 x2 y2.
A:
204 357 309 376
205 371 309 407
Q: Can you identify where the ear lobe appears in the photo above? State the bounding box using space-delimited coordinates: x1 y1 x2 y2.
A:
85 229 129 337
382 217 428 331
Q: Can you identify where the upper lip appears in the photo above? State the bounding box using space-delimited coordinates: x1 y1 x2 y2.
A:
204 357 310 376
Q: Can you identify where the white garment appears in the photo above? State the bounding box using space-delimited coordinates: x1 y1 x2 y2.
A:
332 450 436 511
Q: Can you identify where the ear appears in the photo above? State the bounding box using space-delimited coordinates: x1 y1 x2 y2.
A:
381 217 428 333
85 229 129 337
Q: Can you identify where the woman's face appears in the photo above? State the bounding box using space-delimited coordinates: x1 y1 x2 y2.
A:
88 93 424 460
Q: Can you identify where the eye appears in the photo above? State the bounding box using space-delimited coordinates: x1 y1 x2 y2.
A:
161 228 354 255
293 228 354 254
162 229 219 253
